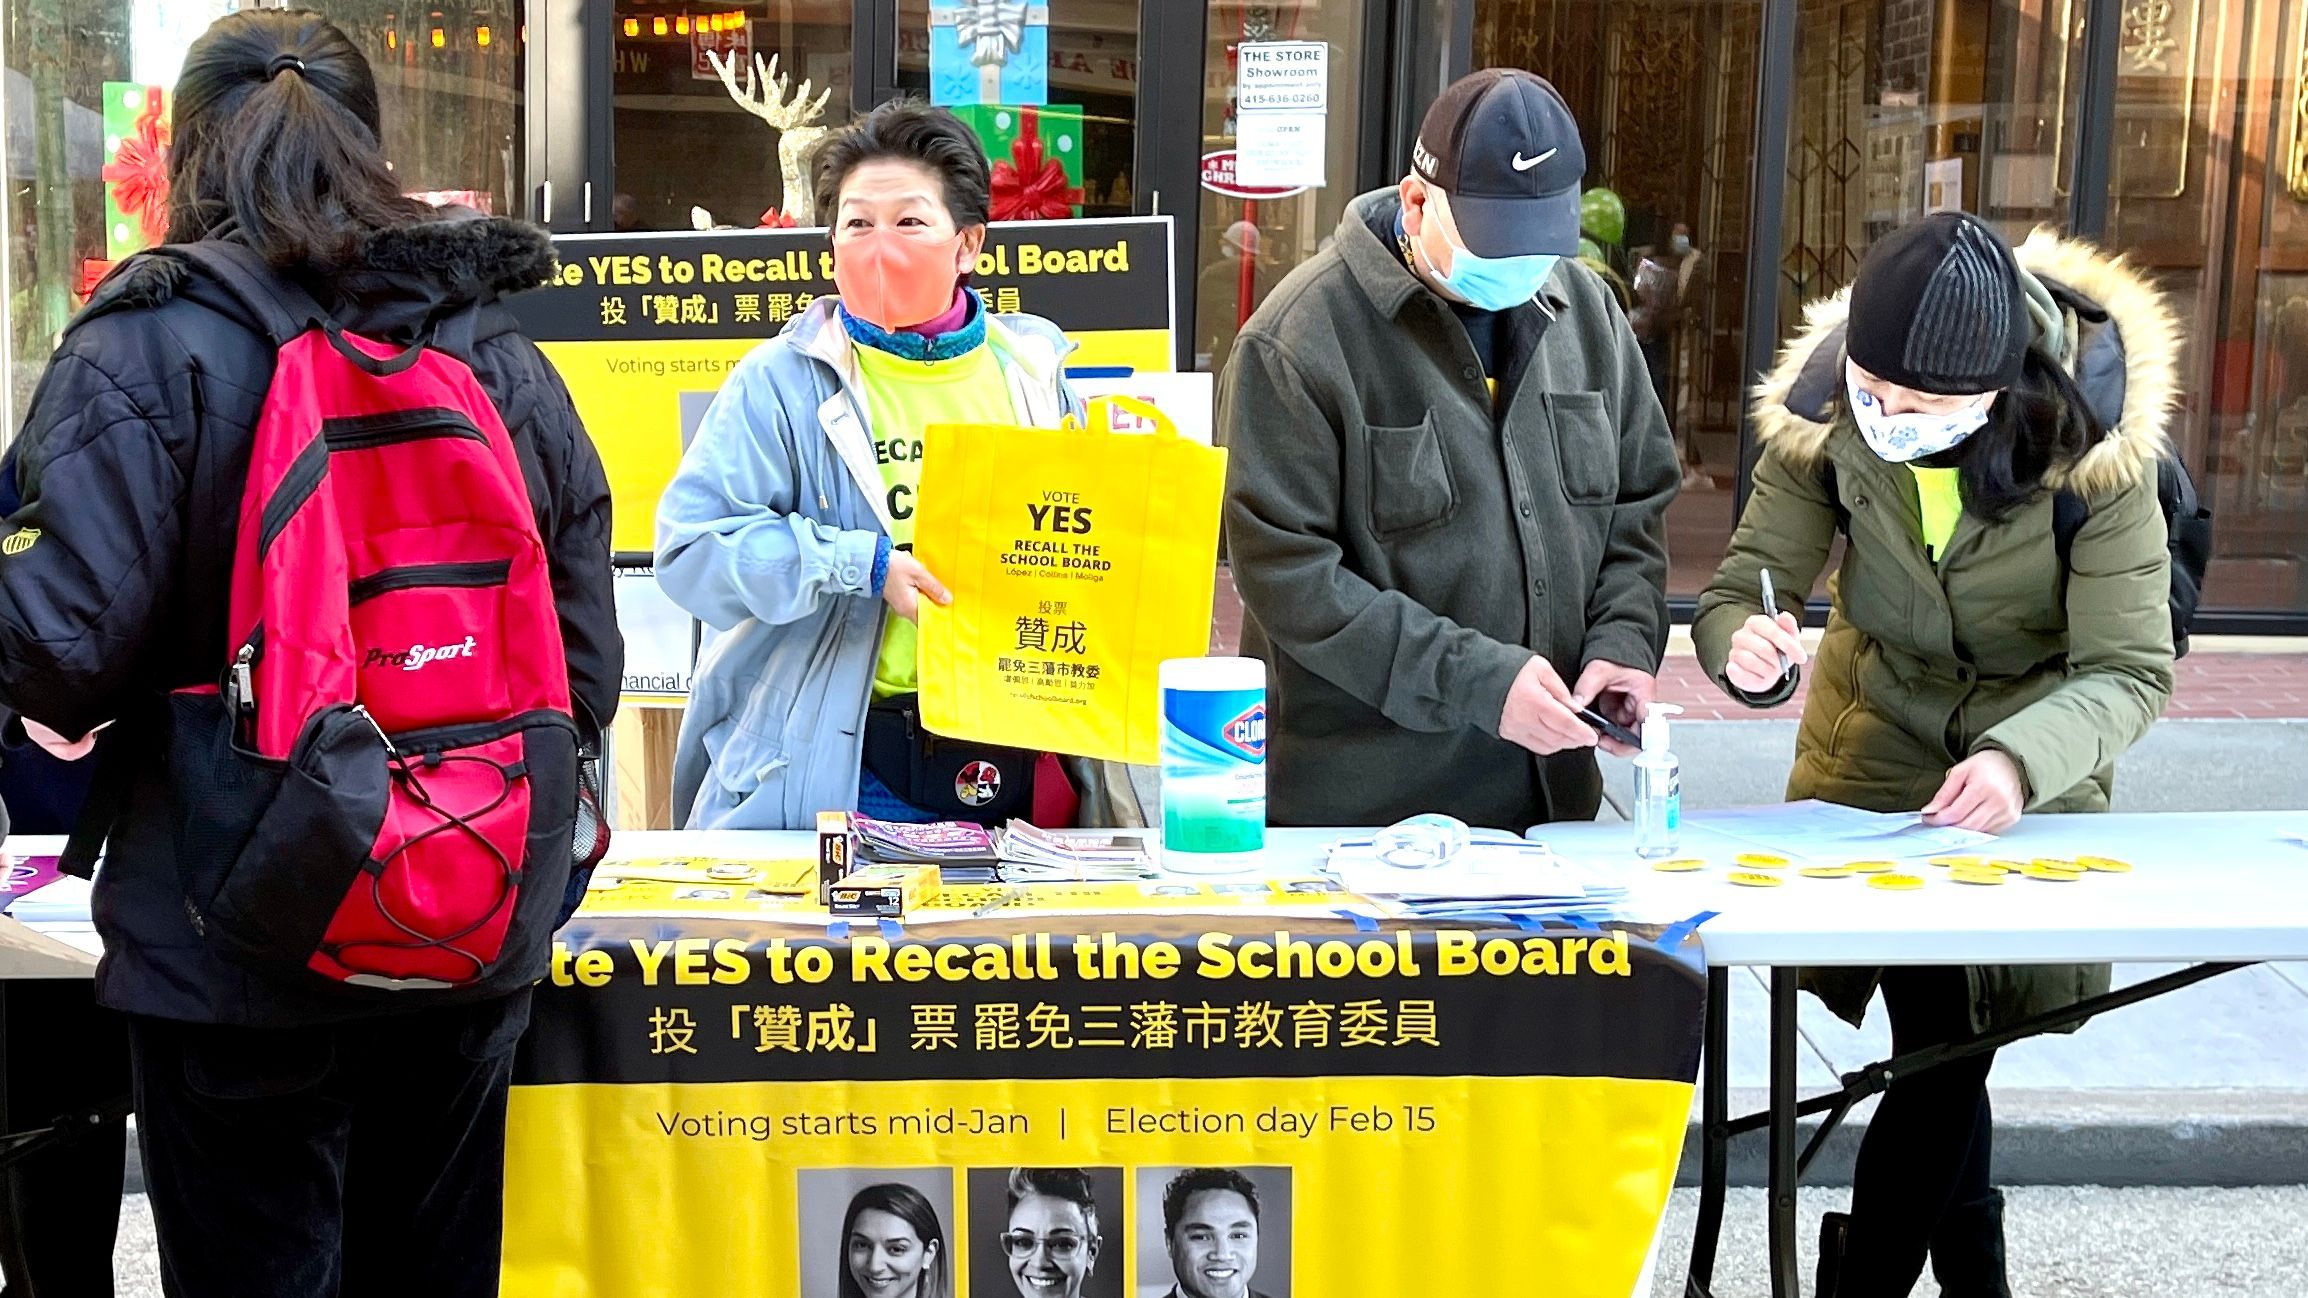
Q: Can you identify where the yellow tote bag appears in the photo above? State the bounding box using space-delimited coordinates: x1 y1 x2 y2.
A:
914 395 1225 765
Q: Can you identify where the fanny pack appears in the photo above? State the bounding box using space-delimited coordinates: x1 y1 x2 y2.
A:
862 694 1036 825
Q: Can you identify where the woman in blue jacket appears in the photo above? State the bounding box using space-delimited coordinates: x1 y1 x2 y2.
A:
657 100 1135 830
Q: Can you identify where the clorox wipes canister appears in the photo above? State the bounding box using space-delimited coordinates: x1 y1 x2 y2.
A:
1158 657 1267 870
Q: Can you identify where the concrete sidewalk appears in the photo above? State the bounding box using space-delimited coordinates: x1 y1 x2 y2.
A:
1618 717 2308 1187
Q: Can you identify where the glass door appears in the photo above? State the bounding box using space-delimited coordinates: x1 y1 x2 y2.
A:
2101 0 2308 619
1478 0 1768 599
1194 0 1376 376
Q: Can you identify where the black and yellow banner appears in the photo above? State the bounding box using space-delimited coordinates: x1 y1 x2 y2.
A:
503 219 1177 553
505 917 1703 1297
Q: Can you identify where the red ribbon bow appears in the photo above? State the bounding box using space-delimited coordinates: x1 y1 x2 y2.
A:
989 108 1082 222
102 87 172 248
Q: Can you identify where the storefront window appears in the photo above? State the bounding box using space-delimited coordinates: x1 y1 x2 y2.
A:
1480 0 1766 597
3 0 524 434
1194 1 1371 377
613 1 852 233
2104 0 2308 615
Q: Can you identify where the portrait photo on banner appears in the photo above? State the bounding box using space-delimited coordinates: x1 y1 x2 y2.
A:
798 1167 959 1298
968 1166 1127 1298
1132 1166 1293 1298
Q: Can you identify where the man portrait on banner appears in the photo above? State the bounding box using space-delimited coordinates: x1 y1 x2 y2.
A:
1156 1169 1276 1298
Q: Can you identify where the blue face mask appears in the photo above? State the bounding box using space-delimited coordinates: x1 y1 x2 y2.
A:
1420 229 1559 311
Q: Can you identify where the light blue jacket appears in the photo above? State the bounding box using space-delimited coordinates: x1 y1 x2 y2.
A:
656 297 1083 829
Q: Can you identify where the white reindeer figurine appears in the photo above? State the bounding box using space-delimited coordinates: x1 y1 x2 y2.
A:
706 49 834 226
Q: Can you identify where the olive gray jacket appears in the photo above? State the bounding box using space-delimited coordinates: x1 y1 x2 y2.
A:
1220 189 1678 830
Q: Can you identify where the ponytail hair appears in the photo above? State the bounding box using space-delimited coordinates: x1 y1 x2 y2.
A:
1922 346 2101 523
166 9 431 272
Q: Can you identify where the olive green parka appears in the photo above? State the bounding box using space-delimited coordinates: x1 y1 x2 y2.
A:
1693 230 2182 1032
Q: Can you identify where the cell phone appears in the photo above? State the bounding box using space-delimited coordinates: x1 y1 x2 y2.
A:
1574 704 1641 749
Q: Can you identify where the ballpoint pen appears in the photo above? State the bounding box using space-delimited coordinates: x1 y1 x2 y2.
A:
1758 567 1791 676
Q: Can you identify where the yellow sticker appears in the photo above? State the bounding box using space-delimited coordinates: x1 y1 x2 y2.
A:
1736 853 1790 870
1728 871 1786 888
1651 858 1707 873
1848 860 1897 874
2021 863 2081 881
1867 873 1925 891
2076 855 2134 874
1929 856 1984 869
2030 858 2084 874
1989 860 2031 873
1948 869 2007 886
1799 866 1856 879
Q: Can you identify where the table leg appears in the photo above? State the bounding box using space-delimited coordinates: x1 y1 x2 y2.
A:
0 980 30 1287
1768 967 1802 1298
1685 965 1731 1298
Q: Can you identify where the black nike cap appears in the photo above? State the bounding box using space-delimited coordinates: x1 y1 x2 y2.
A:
1411 68 1586 258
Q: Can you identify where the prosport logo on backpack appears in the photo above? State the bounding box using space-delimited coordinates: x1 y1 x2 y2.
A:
164 243 580 992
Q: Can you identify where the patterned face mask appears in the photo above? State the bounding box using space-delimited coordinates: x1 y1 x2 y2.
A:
1845 361 1994 462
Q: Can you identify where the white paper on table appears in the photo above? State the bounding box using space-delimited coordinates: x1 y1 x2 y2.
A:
1687 799 1995 861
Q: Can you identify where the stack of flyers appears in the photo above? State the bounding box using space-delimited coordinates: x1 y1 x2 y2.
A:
995 823 1160 882
852 817 1001 883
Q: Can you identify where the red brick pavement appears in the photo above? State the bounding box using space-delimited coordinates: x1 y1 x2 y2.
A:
1206 565 2308 721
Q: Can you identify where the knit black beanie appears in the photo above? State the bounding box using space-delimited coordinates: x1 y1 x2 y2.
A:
1845 212 2028 396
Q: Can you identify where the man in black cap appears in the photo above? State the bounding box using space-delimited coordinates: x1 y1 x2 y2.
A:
1219 69 1678 831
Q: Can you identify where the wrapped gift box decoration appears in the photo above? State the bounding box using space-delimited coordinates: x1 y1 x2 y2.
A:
928 0 1050 106
954 104 1084 220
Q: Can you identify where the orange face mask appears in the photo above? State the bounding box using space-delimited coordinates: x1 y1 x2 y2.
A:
832 228 968 330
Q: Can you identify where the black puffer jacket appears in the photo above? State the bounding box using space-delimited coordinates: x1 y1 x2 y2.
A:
0 215 621 1026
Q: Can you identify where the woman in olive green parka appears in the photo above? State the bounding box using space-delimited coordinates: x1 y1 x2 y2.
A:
1693 215 2180 1298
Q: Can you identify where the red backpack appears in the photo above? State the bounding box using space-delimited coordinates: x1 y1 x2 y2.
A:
156 241 593 991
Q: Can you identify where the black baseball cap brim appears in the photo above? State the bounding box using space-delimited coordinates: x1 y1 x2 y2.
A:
1447 184 1583 259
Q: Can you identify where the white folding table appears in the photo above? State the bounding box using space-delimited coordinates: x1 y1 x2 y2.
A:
1526 810 2308 1298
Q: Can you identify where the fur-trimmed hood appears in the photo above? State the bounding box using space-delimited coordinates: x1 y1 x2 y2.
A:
82 211 558 333
1751 228 2182 498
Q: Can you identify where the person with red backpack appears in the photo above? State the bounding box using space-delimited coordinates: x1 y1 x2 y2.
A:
0 11 620 1296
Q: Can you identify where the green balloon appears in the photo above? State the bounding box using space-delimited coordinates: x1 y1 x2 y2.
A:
1580 188 1625 246
1579 236 1606 264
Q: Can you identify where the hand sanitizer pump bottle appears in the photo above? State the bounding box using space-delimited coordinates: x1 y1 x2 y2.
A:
1634 703 1684 859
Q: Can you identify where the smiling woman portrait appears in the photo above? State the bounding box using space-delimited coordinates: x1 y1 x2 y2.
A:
838 1183 950 1298
797 1168 956 1298
968 1166 1125 1298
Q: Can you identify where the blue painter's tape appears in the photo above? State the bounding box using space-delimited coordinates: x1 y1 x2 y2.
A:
1065 366 1134 378
879 918 904 939
826 921 852 941
1657 909 1719 952
1334 908 1379 932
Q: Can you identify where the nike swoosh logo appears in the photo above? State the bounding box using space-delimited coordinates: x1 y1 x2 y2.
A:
1512 149 1557 172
